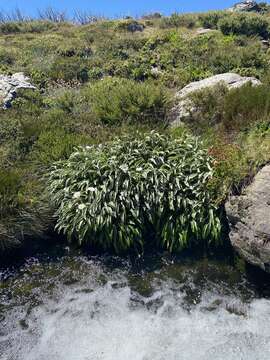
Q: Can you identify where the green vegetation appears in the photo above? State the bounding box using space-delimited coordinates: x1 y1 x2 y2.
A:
48 132 221 253
219 12 269 37
0 7 270 254
84 78 169 125
186 83 270 132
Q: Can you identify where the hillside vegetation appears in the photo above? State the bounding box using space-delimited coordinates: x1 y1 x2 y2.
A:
1 5 270 253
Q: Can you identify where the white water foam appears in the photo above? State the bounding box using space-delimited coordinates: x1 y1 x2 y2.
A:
2 274 270 360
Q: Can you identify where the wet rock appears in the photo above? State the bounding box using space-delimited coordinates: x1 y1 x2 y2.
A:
0 73 36 109
19 319 29 330
201 298 223 312
225 300 248 316
226 165 270 273
170 73 261 127
228 1 261 12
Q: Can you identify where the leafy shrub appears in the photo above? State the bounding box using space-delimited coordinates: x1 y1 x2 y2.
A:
223 84 270 130
208 142 250 203
48 132 221 253
32 129 90 165
0 20 57 34
88 67 103 81
160 13 197 29
0 168 25 250
218 13 269 38
0 169 22 215
199 11 227 29
84 77 170 125
48 57 89 82
187 84 228 131
240 120 270 168
182 83 270 133
12 88 44 115
0 116 23 145
0 49 16 65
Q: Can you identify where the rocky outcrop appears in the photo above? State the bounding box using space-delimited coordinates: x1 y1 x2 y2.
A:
228 1 260 12
170 73 261 127
0 73 36 109
226 165 270 272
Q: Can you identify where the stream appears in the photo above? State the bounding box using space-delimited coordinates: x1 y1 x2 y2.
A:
1 247 270 360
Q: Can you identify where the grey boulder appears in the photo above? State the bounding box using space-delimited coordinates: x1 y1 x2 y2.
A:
126 21 145 32
170 73 261 127
0 73 36 109
226 165 270 272
228 1 260 12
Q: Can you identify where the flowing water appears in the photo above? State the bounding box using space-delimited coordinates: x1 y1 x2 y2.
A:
1 248 270 360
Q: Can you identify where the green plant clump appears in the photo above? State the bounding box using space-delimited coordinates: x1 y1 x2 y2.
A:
48 132 221 253
219 12 269 38
85 77 170 125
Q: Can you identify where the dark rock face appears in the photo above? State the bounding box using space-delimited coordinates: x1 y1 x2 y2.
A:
226 165 270 272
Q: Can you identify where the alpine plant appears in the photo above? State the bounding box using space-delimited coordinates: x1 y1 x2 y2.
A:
48 132 221 253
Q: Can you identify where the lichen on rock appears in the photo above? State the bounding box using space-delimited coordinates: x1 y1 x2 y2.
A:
226 165 270 272
0 73 36 109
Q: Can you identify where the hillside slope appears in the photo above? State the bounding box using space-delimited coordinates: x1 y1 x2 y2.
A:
1 3 270 252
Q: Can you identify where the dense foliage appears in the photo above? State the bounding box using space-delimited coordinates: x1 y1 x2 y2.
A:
84 78 169 125
186 83 270 131
219 12 269 37
48 133 221 253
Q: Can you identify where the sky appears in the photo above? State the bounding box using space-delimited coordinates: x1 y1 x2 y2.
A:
0 0 256 18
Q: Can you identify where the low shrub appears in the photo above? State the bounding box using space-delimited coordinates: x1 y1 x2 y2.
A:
0 20 57 34
187 84 228 131
84 77 170 125
238 119 270 168
199 11 227 29
48 57 89 82
32 129 90 165
208 141 250 202
160 13 197 29
181 83 270 133
223 84 270 130
48 132 221 253
0 49 16 65
218 13 269 38
0 168 23 215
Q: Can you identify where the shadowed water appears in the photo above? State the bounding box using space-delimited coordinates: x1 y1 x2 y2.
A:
1 250 270 360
